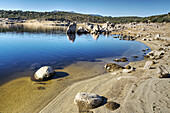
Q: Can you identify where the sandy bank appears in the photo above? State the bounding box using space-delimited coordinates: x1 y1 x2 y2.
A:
0 61 106 113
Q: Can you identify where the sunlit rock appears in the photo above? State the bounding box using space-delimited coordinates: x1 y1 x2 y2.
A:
34 66 55 80
157 65 169 78
74 92 102 109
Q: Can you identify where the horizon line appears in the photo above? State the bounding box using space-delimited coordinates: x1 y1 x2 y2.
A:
0 9 169 18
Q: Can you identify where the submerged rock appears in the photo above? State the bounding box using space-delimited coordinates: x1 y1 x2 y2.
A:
34 66 55 81
114 57 128 62
120 57 128 62
74 92 102 109
157 65 169 78
104 63 123 72
133 56 138 58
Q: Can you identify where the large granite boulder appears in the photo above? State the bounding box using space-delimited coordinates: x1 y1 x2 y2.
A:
34 66 55 80
66 22 77 34
157 65 169 78
74 92 102 109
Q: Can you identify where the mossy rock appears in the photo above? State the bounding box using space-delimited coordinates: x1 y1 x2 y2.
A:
104 63 123 72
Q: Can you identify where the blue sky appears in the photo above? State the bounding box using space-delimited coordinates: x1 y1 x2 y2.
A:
0 0 169 17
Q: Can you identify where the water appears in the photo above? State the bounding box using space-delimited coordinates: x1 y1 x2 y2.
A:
0 25 150 85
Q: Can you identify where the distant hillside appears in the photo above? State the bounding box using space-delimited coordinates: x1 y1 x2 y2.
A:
87 14 103 17
0 10 169 23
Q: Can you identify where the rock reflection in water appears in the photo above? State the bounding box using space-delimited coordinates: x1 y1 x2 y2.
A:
67 33 76 42
92 34 99 40
67 33 100 42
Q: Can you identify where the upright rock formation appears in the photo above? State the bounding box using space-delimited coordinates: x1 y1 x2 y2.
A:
66 22 77 34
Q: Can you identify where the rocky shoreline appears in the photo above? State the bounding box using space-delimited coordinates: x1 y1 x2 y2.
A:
39 35 170 113
0 22 169 113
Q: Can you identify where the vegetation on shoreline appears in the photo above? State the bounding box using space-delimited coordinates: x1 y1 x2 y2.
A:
0 10 169 23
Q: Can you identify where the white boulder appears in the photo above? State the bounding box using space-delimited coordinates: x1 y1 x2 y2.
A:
74 92 102 109
34 66 55 80
143 61 154 69
123 67 134 73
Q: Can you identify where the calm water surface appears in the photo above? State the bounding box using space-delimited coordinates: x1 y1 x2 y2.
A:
0 25 150 85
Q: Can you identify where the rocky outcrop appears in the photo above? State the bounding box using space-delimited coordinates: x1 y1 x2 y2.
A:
34 66 55 80
74 92 102 110
66 22 77 34
157 65 169 78
104 63 123 72
146 50 164 59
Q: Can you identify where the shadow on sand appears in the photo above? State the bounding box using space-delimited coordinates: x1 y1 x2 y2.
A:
31 71 69 82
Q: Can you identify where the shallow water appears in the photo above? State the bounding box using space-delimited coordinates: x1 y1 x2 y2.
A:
0 25 150 85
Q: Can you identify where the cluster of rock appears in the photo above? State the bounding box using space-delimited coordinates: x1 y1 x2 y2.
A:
104 63 123 72
114 35 136 41
143 60 169 78
104 63 135 73
66 21 116 35
157 65 169 78
114 57 128 62
145 50 164 60
142 34 169 42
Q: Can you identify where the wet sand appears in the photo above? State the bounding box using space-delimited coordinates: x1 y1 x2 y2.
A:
0 61 106 113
